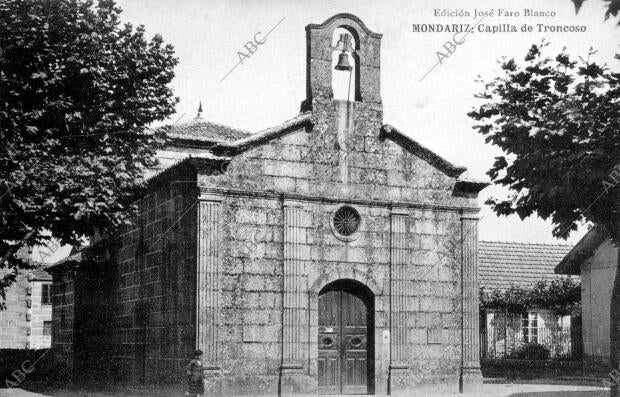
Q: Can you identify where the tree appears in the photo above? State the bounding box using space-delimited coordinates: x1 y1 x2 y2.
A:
570 0 619 23
469 42 619 394
480 278 581 318
0 0 178 299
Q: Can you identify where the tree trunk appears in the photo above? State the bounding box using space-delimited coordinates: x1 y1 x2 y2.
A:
610 191 620 397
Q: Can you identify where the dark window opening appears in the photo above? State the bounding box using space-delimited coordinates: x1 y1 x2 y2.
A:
43 320 52 335
41 283 52 305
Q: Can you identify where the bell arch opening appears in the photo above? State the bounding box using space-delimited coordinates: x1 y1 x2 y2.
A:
331 27 361 102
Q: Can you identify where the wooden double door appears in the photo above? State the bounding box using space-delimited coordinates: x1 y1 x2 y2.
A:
318 284 374 395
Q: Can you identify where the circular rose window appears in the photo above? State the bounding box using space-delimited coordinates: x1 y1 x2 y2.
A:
331 206 361 241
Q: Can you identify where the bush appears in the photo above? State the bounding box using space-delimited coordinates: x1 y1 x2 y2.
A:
508 343 551 360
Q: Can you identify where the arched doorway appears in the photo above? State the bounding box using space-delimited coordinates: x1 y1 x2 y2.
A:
317 279 374 395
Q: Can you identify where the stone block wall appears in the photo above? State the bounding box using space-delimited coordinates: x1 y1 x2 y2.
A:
398 210 463 391
303 201 392 394
194 185 468 395
188 69 480 393
47 106 480 394
51 259 114 381
109 165 198 384
49 165 200 384
50 266 75 377
190 99 478 394
0 273 52 350
217 195 284 395
29 280 53 349
48 13 484 394
200 120 464 207
0 273 30 349
72 260 115 381
185 16 484 393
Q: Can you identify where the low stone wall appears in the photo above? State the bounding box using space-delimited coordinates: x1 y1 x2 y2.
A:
481 358 607 379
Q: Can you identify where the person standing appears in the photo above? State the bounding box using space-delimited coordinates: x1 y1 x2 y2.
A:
185 350 205 397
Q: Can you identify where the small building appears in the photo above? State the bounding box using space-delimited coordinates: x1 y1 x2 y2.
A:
555 225 618 367
0 247 53 350
49 14 488 395
479 241 578 360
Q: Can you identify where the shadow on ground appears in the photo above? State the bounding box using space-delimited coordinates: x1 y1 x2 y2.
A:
508 391 608 397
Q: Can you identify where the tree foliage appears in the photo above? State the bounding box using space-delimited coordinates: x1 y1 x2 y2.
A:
480 278 581 317
570 0 620 23
0 0 178 296
469 42 620 242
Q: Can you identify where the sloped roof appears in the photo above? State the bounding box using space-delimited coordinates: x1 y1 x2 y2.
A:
162 113 313 152
211 113 313 154
14 247 53 280
479 241 574 291
163 118 251 144
158 112 487 187
380 124 467 178
47 250 83 271
555 225 609 276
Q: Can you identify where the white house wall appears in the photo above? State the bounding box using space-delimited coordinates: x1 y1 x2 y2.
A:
582 239 618 364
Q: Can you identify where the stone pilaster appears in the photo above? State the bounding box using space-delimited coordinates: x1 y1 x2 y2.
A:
388 209 409 392
280 201 310 393
460 212 483 391
197 197 222 372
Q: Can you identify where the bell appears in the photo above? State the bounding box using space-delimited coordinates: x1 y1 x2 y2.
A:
335 51 352 71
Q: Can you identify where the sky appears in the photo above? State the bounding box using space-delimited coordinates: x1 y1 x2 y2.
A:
111 0 619 246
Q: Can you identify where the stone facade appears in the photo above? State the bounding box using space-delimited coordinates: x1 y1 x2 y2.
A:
49 13 486 395
50 264 75 375
50 164 198 382
0 267 52 350
28 278 53 349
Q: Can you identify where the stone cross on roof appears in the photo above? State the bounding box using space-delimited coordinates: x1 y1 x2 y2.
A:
195 101 203 120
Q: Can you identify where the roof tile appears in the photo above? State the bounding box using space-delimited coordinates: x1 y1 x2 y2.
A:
164 119 251 144
479 241 574 291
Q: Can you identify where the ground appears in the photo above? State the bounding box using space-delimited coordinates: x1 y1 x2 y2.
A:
0 383 610 397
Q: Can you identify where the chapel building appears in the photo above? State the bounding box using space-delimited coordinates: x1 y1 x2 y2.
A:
49 14 487 395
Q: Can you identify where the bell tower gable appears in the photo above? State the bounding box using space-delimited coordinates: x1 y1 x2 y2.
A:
303 13 382 109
